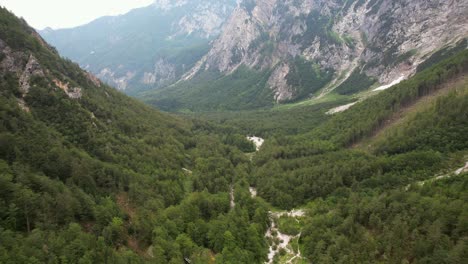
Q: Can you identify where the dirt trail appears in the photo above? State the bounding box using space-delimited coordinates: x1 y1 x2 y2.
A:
406 161 468 190
230 185 235 209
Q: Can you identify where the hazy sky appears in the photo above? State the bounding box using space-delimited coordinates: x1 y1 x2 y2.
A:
1 0 154 29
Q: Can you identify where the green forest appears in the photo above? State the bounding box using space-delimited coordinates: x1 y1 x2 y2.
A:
1 6 468 264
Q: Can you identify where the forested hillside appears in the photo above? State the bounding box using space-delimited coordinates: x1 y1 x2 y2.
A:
252 50 468 208
184 49 468 262
248 51 468 262
1 4 468 264
0 8 268 263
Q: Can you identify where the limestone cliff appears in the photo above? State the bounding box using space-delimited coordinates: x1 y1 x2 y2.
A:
185 0 468 102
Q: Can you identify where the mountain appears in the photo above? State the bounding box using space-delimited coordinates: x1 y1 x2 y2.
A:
2 5 468 264
41 0 468 111
40 0 237 94
0 7 270 263
146 0 468 111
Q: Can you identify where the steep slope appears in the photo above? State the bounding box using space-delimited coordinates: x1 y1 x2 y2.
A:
252 49 468 208
248 49 468 263
0 7 270 263
40 0 237 94
2 6 468 264
147 0 468 111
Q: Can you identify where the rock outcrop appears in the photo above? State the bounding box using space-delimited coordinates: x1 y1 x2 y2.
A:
19 55 45 95
41 0 468 106
53 79 82 99
0 38 45 110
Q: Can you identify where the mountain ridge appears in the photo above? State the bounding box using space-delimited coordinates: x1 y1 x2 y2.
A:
143 0 468 111
40 0 238 93
40 0 468 111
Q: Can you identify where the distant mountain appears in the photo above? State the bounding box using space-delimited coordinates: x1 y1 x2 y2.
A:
146 0 468 111
41 0 468 111
40 0 238 94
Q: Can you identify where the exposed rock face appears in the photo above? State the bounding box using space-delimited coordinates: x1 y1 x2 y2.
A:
165 0 237 38
53 79 82 99
0 33 87 114
41 0 468 106
267 63 294 101
0 38 45 99
152 0 189 11
97 68 135 91
17 98 30 112
19 55 45 95
85 71 101 87
0 39 28 74
185 0 468 102
141 59 176 87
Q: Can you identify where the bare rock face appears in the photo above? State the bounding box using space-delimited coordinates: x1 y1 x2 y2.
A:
142 59 176 86
185 0 468 102
1 35 88 103
169 1 236 38
53 79 82 99
152 0 188 11
41 0 467 105
17 98 30 112
85 71 101 87
0 39 26 73
97 68 135 91
0 39 45 97
19 55 45 95
267 63 293 102
66 87 83 99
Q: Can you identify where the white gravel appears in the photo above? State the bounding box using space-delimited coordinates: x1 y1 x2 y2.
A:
373 75 406 91
326 102 357 115
265 209 306 264
247 136 265 151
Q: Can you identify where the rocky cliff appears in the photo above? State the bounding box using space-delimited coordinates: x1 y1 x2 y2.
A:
41 0 468 109
184 0 468 102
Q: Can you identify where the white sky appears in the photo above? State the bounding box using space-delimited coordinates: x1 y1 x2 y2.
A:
1 0 154 29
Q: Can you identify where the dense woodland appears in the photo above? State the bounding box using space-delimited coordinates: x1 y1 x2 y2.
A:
0 8 267 264
145 66 275 112
251 50 468 208
1 6 468 264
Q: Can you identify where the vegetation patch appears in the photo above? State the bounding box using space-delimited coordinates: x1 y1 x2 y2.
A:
277 215 302 236
285 56 334 102
334 68 376 95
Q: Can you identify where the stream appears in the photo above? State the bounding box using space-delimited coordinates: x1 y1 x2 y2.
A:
265 210 306 264
246 136 305 263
